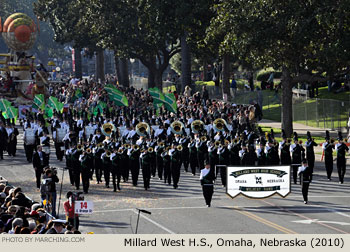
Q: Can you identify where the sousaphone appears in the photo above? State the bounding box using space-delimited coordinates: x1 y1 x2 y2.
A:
191 120 204 134
136 122 150 137
213 118 228 132
170 120 184 135
102 123 116 137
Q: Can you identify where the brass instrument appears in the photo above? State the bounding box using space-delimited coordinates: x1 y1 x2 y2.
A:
213 118 228 132
132 144 140 151
170 120 184 135
136 122 150 137
177 145 183 151
224 139 230 146
191 120 204 134
86 148 92 154
105 150 111 157
124 143 131 149
77 144 83 151
148 147 154 153
200 136 207 142
97 142 104 148
102 123 116 137
159 142 165 147
117 148 124 154
214 141 221 147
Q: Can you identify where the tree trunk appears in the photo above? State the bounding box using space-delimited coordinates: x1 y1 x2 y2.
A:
74 47 82 79
119 58 129 87
222 54 231 100
281 67 293 137
154 70 163 90
181 33 191 92
114 54 122 85
203 59 208 81
95 50 105 82
148 68 155 88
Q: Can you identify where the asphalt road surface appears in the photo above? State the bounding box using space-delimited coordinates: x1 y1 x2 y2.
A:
1 130 349 234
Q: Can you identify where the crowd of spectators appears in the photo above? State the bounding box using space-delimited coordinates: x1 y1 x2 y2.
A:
0 183 81 234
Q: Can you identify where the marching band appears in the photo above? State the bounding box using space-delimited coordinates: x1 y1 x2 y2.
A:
0 104 349 198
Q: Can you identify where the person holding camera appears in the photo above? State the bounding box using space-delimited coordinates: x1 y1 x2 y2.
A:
40 168 59 217
64 191 79 230
33 145 49 189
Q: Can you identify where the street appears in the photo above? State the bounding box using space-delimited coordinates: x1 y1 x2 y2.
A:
1 130 349 234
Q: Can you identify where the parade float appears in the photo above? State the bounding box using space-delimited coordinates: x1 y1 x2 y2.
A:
0 13 49 105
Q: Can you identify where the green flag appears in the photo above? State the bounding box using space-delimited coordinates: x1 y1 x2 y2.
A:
163 93 177 113
149 87 165 104
3 105 18 121
0 98 12 112
72 88 83 102
44 105 53 118
154 103 162 116
33 94 45 110
93 101 107 116
48 96 64 113
105 85 128 106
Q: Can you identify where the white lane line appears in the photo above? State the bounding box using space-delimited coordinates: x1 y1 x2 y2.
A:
131 209 175 234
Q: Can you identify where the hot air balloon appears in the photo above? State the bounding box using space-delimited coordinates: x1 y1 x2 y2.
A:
1 13 38 52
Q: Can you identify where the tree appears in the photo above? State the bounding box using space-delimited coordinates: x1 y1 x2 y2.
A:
206 0 350 136
84 0 184 89
34 0 101 78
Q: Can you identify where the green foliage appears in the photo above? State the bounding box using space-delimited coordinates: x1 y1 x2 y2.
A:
169 52 201 75
256 69 282 82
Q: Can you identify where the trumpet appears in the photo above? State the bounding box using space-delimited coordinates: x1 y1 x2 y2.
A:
105 150 111 157
213 118 228 132
224 139 230 146
148 147 154 153
97 142 104 148
177 145 183 151
158 142 165 147
77 144 83 151
102 123 116 137
200 136 207 142
171 121 184 135
214 141 221 147
86 148 92 154
191 120 204 134
117 148 124 154
136 122 150 137
132 145 140 151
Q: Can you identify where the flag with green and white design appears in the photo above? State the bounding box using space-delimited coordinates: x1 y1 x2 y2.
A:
0 98 11 112
163 93 177 114
149 87 165 104
105 85 128 107
32 94 45 110
48 96 64 113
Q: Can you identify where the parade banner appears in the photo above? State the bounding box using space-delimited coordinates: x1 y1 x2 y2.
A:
226 166 291 199
18 105 38 119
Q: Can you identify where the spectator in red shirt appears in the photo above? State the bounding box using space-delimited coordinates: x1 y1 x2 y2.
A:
64 191 79 230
